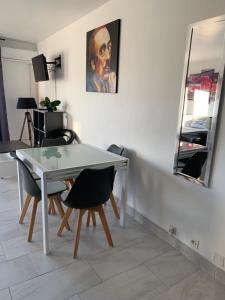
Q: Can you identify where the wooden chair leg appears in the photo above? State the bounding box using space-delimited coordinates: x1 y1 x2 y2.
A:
48 200 53 214
19 194 32 224
91 211 96 226
86 211 91 227
28 197 39 242
97 205 113 247
53 196 71 231
48 198 56 215
65 178 74 189
49 198 56 215
73 209 86 258
57 208 73 236
110 193 120 219
87 211 96 227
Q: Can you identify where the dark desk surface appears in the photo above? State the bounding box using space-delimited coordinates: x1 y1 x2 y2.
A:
0 141 30 154
178 142 207 159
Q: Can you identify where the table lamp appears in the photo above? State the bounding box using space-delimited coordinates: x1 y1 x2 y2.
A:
16 97 37 146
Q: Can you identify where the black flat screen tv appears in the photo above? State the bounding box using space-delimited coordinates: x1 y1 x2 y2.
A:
32 54 49 82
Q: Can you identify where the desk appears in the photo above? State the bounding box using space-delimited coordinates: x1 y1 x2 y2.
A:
0 141 30 178
0 153 16 177
178 142 207 159
16 144 129 254
0 140 30 154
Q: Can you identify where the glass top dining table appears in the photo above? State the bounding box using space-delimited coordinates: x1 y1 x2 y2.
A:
17 143 127 172
16 144 129 255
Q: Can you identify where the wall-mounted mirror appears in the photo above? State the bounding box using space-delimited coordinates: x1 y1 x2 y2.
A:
174 15 225 186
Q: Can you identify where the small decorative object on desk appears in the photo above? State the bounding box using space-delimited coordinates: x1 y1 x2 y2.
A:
40 97 61 112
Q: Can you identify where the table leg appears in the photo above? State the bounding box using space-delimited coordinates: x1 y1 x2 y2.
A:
16 161 23 213
41 173 49 255
120 161 129 228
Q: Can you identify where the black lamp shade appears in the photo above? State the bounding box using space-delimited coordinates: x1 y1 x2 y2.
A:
16 98 37 109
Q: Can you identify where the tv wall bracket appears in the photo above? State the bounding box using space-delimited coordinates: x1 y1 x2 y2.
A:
46 55 61 69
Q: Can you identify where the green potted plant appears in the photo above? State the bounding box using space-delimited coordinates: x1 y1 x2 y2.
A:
40 97 61 112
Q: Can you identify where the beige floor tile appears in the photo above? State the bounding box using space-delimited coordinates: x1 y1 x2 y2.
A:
0 288 11 300
0 255 37 290
145 249 199 287
86 247 142 280
153 270 225 300
0 177 224 300
80 265 167 300
10 260 101 300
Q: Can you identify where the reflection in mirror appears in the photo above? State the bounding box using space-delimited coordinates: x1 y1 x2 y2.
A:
174 16 225 186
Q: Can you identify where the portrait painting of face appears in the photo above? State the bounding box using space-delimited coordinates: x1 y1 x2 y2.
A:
86 19 120 93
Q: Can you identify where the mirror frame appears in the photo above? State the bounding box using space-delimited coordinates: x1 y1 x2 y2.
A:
174 15 225 186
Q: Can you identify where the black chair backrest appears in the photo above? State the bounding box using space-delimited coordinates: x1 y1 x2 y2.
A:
41 137 67 147
182 151 207 179
14 157 41 198
47 129 80 145
107 144 124 156
64 166 115 209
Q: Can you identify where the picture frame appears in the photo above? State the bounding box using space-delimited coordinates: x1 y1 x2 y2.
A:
86 19 121 93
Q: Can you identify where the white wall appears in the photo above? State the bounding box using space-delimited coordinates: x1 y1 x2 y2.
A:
38 0 225 267
2 47 38 141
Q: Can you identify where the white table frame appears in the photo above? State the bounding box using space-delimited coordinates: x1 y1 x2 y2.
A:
16 145 129 255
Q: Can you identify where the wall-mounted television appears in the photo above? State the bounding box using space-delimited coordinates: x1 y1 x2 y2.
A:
32 54 49 82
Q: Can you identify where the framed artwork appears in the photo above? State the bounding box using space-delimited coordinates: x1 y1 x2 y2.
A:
186 69 219 101
86 19 121 93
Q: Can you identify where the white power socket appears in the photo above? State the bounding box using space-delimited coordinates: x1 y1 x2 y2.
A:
191 240 200 249
169 225 177 236
213 252 225 268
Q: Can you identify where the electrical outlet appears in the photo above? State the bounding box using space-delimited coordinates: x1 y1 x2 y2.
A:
169 225 176 236
213 252 225 268
191 240 200 249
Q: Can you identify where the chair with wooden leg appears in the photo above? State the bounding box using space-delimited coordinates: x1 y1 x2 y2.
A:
86 144 124 225
57 166 115 258
15 157 69 242
107 144 124 219
41 137 74 213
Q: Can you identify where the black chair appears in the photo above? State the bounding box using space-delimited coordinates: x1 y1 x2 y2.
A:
47 129 80 144
57 166 115 258
181 151 207 179
15 157 69 241
86 144 124 225
107 144 124 156
41 137 74 213
23 137 67 183
107 144 124 219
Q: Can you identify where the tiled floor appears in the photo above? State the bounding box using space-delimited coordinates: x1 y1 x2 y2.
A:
0 177 225 300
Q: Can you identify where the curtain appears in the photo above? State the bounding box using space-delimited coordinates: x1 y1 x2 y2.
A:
0 47 10 142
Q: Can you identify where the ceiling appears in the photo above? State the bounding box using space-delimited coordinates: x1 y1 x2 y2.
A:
0 0 109 43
